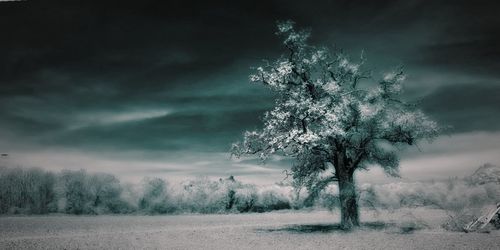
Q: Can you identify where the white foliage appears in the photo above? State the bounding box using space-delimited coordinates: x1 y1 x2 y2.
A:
232 21 440 206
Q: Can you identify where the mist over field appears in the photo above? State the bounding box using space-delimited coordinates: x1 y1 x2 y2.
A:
1 164 499 217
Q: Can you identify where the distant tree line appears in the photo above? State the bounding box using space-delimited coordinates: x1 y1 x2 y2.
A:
0 166 498 215
0 167 294 215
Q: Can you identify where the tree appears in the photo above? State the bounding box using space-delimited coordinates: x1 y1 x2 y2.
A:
139 177 172 214
232 21 439 229
87 173 124 213
61 170 91 214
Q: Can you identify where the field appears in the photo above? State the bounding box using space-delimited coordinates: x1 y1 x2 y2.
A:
1 208 499 249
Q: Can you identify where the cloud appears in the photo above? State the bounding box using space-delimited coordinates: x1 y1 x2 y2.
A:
3 131 499 186
67 109 172 130
420 83 500 133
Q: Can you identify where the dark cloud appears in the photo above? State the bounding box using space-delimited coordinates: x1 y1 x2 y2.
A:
421 83 500 133
417 39 500 78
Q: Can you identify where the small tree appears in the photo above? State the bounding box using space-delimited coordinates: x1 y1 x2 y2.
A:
232 21 439 229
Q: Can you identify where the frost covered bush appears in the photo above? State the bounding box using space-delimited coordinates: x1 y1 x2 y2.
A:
441 207 478 232
315 185 339 210
89 173 133 214
172 177 292 213
138 178 175 214
59 170 134 214
233 185 258 212
0 167 56 214
252 185 292 212
366 179 500 210
176 177 233 213
59 170 93 214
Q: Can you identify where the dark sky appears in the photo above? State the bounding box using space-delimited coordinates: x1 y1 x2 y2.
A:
1 0 499 184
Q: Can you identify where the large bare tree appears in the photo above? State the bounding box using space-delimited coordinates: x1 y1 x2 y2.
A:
232 21 440 229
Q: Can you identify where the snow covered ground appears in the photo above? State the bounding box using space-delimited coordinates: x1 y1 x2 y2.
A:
1 208 499 249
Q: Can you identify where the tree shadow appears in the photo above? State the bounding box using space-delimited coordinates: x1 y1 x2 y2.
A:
258 222 391 234
259 221 429 234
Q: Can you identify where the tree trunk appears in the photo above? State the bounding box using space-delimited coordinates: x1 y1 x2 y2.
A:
337 168 359 229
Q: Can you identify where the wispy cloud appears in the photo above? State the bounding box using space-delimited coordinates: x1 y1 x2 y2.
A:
67 109 172 130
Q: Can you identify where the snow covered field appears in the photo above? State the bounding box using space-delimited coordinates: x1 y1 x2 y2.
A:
1 208 499 249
